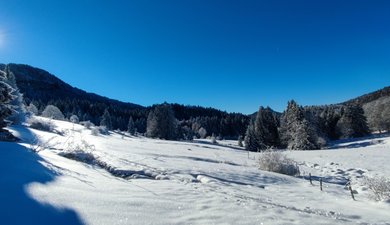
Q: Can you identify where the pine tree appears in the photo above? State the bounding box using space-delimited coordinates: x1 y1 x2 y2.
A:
382 106 390 131
244 118 261 151
127 116 135 135
280 100 319 150
0 71 17 141
0 79 13 131
254 107 280 149
4 65 26 124
146 103 177 140
336 104 369 139
100 109 112 130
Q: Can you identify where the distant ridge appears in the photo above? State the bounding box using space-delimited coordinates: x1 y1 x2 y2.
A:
3 63 143 110
343 86 390 106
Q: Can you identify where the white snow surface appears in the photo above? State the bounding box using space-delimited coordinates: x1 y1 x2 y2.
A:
1 116 390 225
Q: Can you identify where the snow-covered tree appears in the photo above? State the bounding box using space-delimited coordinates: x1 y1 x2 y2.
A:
70 115 79 123
100 109 112 130
364 97 390 133
127 116 135 135
26 103 39 115
0 78 13 131
382 105 390 131
255 107 280 149
41 105 65 120
146 103 177 140
336 104 369 139
280 100 319 150
198 127 207 138
244 119 261 151
3 66 26 124
244 107 280 152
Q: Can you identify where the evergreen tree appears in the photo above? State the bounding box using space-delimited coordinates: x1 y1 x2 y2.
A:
382 106 390 131
0 78 13 131
336 104 369 139
254 107 280 149
4 65 26 124
280 100 319 150
100 109 112 130
127 116 135 135
244 118 261 151
245 107 280 152
146 103 177 140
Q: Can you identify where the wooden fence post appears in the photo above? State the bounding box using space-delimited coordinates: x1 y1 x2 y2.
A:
349 184 356 201
320 178 323 191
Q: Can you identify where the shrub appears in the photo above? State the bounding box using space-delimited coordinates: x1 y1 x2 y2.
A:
80 121 94 129
257 150 300 176
41 105 65 120
70 115 79 124
28 117 55 132
91 126 109 136
363 176 390 201
60 139 97 164
211 136 217 144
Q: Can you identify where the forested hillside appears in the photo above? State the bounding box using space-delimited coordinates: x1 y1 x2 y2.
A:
1 63 249 138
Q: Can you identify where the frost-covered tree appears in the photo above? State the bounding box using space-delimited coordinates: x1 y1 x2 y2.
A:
100 109 112 130
41 105 65 120
127 116 135 135
198 127 207 138
280 100 319 150
336 104 369 139
244 107 280 152
146 103 177 140
26 103 39 115
364 97 390 133
0 78 13 132
382 105 390 131
255 107 280 149
70 115 79 123
3 66 26 124
244 119 261 151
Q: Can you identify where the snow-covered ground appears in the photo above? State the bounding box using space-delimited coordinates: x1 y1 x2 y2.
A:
1 116 390 225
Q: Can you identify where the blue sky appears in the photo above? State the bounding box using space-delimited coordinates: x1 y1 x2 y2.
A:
0 0 389 113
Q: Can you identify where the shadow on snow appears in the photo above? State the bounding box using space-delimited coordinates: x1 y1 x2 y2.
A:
0 140 84 225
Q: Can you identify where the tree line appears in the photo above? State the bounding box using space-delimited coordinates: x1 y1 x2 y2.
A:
245 100 370 151
1 63 389 149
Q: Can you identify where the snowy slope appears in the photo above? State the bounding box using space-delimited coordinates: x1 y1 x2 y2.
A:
2 117 390 225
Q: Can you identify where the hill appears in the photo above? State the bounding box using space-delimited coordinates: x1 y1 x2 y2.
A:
0 63 249 138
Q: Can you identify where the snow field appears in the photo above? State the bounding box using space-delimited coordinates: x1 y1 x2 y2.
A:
2 116 390 225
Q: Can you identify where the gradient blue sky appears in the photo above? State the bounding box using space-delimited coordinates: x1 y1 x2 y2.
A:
0 0 389 113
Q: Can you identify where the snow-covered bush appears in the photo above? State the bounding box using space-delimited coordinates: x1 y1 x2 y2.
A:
41 105 65 120
70 115 79 124
60 139 97 164
257 150 300 176
198 127 207 139
91 126 109 136
26 103 39 115
80 121 94 129
28 117 55 132
211 135 217 144
363 176 390 202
